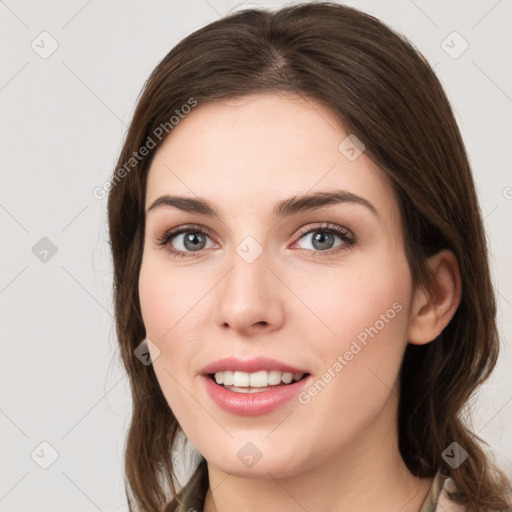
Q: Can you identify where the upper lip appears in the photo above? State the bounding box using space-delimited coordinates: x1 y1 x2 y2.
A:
200 356 309 375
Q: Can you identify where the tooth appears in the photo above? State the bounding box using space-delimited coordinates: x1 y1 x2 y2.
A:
216 369 306 388
226 385 271 393
268 370 282 385
233 371 250 387
223 371 234 386
249 370 268 387
281 372 293 384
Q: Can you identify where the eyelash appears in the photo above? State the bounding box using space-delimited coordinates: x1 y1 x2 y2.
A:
155 223 356 259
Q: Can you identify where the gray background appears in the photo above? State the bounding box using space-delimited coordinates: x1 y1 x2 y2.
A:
1 0 511 510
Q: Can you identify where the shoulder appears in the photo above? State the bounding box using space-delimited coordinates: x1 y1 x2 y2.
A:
437 476 512 512
436 477 467 512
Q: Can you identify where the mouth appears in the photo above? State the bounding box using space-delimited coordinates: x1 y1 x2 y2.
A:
208 370 310 393
199 356 312 415
201 369 312 416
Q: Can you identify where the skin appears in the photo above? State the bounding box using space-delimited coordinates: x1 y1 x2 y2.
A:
138 93 461 512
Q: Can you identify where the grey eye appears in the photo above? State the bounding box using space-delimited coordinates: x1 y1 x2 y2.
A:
172 231 210 252
297 229 344 251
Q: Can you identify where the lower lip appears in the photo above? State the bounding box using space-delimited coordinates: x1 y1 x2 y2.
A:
201 374 311 416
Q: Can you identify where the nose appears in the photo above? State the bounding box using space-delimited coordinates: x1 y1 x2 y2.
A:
214 246 285 337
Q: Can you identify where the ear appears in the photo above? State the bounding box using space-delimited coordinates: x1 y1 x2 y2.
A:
407 249 462 345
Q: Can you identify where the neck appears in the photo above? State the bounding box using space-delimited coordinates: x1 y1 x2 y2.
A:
203 387 432 512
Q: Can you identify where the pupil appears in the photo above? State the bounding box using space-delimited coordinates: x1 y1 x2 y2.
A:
184 232 206 251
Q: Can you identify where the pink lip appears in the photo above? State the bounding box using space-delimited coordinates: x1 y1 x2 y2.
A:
201 374 312 416
200 356 309 375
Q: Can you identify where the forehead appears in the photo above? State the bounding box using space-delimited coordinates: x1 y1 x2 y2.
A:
145 93 398 224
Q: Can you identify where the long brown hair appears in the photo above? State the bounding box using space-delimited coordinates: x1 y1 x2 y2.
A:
107 3 512 511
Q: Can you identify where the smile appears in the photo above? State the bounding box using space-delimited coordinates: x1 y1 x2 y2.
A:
213 370 306 391
202 373 310 415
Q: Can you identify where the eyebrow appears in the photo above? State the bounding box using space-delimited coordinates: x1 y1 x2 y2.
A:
146 190 378 218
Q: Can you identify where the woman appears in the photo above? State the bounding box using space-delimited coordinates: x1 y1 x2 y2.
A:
107 3 512 511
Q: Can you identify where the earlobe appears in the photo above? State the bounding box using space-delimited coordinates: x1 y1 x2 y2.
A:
407 250 462 346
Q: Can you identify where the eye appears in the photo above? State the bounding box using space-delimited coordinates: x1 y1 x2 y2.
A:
292 223 355 255
156 225 215 258
156 222 355 259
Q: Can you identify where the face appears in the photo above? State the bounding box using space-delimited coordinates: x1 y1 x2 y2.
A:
138 93 415 478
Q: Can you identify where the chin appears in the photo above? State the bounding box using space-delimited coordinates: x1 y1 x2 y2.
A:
200 438 309 480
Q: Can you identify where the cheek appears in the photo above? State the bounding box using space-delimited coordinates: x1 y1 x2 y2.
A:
138 265 172 339
302 257 411 354
296 257 411 423
138 254 211 401
294 256 412 420
138 259 194 418
138 253 205 340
